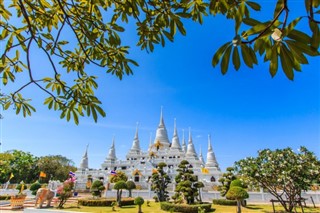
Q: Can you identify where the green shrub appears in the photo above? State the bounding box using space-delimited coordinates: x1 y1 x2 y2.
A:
212 199 237 206
30 181 42 196
160 202 212 213
0 195 11 200
78 198 134 206
15 182 27 192
90 180 105 197
134 197 144 213
230 179 246 188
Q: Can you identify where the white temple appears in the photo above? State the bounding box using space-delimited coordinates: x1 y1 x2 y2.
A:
75 109 222 190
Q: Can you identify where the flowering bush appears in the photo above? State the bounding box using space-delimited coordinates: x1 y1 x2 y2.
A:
235 146 320 213
56 176 76 208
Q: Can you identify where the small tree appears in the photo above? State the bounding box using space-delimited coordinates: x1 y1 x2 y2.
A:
194 181 205 203
172 160 199 204
150 162 171 202
90 180 105 197
114 181 127 207
126 180 136 197
226 186 249 213
218 167 237 197
134 196 144 213
235 146 320 212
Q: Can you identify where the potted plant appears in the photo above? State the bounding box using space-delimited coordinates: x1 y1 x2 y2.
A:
10 181 27 209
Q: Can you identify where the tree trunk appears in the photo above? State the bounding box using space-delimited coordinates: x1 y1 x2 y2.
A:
198 189 202 203
128 189 132 198
138 205 142 213
236 200 242 213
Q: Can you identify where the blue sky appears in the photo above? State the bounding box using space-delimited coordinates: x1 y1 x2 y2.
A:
1 1 319 172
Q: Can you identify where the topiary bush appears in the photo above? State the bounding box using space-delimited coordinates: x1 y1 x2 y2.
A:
30 181 42 195
230 179 246 188
90 180 105 197
134 196 144 213
212 199 237 206
160 202 212 213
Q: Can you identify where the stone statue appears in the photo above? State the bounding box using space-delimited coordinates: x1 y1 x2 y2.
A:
34 188 55 208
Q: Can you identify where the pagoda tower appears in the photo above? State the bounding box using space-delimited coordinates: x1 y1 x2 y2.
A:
79 144 89 169
153 107 170 149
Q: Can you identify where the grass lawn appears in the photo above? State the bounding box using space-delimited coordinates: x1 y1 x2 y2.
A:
60 201 319 213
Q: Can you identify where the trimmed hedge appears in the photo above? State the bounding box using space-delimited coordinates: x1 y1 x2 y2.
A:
160 202 212 213
212 199 237 206
0 195 11 200
78 197 134 206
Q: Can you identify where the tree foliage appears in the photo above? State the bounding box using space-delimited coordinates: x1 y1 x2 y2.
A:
109 171 128 183
150 162 171 202
1 150 39 183
134 196 144 213
90 179 106 197
226 186 249 213
172 160 203 204
126 180 136 197
218 167 237 197
235 146 320 213
113 180 127 207
0 150 76 184
37 155 76 182
1 0 319 123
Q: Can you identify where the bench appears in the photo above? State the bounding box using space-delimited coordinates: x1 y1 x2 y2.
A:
270 198 306 213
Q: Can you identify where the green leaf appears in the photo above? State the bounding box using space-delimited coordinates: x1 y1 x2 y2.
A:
221 45 232 74
175 19 186 36
232 47 240 71
235 2 245 33
274 0 284 18
286 41 309 64
310 21 319 49
286 40 319 56
72 110 79 125
212 42 231 67
283 17 302 37
246 1 261 11
269 45 278 77
280 45 294 80
242 18 260 27
287 30 311 43
241 44 254 68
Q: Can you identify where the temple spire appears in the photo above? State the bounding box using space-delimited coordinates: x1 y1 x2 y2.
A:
181 129 186 153
79 144 89 169
131 122 141 151
170 118 181 150
205 134 220 170
153 107 170 148
107 136 117 160
186 128 197 158
199 146 205 165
